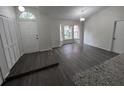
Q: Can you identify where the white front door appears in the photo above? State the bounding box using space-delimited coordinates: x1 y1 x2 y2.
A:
19 21 39 54
113 21 124 54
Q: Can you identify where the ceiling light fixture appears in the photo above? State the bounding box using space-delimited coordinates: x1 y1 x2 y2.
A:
80 17 85 22
18 6 25 12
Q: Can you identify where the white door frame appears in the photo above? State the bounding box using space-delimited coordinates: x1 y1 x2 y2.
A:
19 21 39 54
111 20 124 53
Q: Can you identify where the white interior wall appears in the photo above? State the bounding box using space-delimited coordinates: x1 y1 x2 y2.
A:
37 14 52 51
84 6 124 51
16 7 52 52
17 7 81 52
50 19 81 47
38 15 81 50
0 6 16 18
80 22 85 45
50 19 60 48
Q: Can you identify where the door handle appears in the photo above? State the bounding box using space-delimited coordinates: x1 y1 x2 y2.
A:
112 37 116 40
35 34 39 39
36 38 39 39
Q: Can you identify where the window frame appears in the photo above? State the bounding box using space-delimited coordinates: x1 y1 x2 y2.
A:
19 11 36 21
63 25 73 40
74 25 80 39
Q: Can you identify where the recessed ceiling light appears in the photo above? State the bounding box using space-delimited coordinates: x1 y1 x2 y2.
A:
18 6 25 12
80 18 85 22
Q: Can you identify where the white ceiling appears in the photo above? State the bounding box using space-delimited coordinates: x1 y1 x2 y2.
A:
26 6 108 21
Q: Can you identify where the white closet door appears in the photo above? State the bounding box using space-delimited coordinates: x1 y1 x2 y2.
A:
0 17 9 79
8 19 16 65
0 16 21 72
13 20 20 61
0 35 9 78
0 18 12 69
3 18 15 68
8 19 20 64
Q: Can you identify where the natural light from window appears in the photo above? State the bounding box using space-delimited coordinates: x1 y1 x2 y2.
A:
64 25 73 40
74 25 80 39
19 11 36 20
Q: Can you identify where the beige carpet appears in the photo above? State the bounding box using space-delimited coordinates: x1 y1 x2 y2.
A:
73 53 124 86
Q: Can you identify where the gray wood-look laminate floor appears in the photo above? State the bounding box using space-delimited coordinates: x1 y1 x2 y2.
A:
3 43 118 86
7 50 59 79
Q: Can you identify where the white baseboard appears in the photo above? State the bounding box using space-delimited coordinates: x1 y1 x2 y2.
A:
4 53 23 81
40 48 52 52
0 72 9 85
84 43 111 52
5 72 9 79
